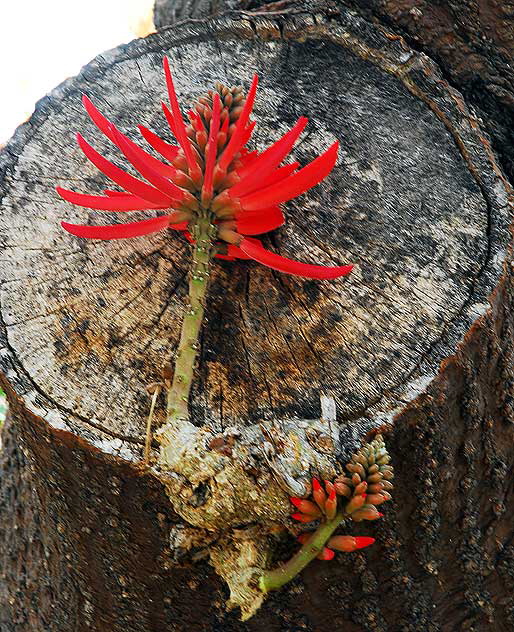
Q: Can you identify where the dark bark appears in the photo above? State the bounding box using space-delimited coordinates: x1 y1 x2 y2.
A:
1 8 514 631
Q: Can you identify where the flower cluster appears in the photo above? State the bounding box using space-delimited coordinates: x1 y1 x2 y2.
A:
290 434 393 560
58 58 354 280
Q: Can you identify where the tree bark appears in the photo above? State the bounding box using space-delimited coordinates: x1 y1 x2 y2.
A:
1 8 514 630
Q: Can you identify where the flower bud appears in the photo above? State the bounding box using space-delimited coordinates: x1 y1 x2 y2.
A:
324 480 335 495
354 481 368 495
290 498 322 517
351 473 362 486
317 547 335 561
334 482 352 497
327 536 357 552
345 493 366 514
291 512 317 524
312 478 327 511
347 463 366 478
325 489 337 520
366 493 387 506
351 506 381 522
328 536 376 552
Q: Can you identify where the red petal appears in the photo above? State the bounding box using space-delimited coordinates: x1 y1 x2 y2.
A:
76 134 171 206
112 128 185 202
218 75 258 171
162 58 200 176
317 547 335 561
170 221 189 231
238 149 258 168
230 117 308 196
201 93 222 202
61 215 171 240
232 163 299 199
57 187 166 211
354 537 375 550
225 236 262 260
103 189 135 197
235 206 284 235
238 238 354 279
239 142 339 211
82 95 117 143
83 97 177 179
138 125 180 162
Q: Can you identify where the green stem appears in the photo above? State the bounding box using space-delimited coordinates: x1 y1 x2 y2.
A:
166 212 215 423
259 512 344 593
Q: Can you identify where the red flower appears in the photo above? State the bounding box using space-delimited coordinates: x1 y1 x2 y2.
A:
58 58 354 280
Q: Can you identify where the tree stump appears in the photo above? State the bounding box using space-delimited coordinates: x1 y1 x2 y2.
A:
1 9 513 630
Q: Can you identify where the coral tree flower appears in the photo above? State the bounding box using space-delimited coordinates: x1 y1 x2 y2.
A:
58 57 354 280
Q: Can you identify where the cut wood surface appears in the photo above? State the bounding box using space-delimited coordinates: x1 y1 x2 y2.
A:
1 8 514 631
0 12 509 459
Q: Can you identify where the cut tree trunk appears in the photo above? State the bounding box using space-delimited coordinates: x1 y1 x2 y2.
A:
1 8 514 631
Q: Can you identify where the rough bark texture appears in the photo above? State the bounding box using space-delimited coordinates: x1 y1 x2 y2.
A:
1 7 514 631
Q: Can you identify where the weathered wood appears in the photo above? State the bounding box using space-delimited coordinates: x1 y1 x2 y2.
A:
1 8 513 630
156 0 514 179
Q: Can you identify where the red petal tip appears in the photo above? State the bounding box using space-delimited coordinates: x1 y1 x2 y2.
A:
354 537 375 549
317 548 335 561
312 478 322 491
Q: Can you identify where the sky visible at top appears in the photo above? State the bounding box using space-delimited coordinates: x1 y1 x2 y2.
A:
0 0 154 144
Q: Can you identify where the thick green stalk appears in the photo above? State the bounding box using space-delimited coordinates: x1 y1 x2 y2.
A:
166 212 215 422
259 512 344 593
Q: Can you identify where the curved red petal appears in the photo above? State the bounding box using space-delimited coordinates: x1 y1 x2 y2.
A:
232 163 299 199
61 215 171 240
112 128 185 202
230 117 307 196
76 133 171 206
218 75 258 171
223 236 262 260
162 58 200 175
238 238 354 279
138 125 180 162
83 95 175 180
57 187 166 211
239 142 339 211
82 95 117 143
201 93 222 202
104 189 133 197
236 206 284 235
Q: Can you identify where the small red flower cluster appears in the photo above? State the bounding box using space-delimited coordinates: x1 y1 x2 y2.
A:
58 58 354 280
290 476 389 561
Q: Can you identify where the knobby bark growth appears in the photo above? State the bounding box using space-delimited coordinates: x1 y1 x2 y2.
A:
1 6 514 631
